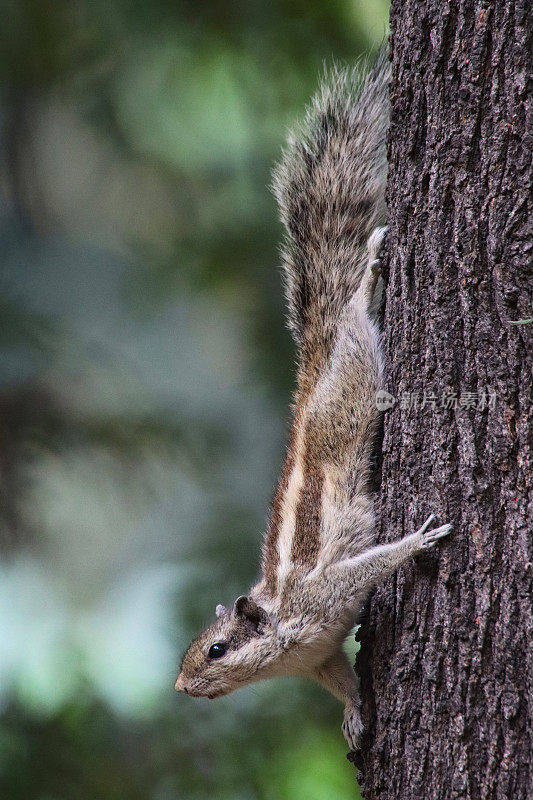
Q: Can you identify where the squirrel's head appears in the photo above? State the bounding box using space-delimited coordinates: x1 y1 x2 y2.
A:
175 596 283 699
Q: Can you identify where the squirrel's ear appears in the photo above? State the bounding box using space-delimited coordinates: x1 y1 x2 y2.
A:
215 604 227 618
233 596 268 631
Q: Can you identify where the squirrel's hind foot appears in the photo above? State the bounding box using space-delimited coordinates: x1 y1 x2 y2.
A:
367 225 387 266
355 226 387 312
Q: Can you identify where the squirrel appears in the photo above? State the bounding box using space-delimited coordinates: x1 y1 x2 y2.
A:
175 50 453 751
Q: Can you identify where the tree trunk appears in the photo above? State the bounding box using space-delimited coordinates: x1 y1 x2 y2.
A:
355 2 532 799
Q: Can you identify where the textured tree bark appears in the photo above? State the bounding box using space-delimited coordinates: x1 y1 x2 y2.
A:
355 2 532 799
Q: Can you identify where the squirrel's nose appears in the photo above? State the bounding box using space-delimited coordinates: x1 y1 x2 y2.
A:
174 673 188 693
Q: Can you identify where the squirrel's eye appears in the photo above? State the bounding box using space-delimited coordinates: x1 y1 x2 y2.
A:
208 642 227 659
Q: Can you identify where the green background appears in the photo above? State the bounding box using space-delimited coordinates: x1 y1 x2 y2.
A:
0 2 388 798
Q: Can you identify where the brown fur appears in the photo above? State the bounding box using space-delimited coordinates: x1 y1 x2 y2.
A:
291 449 323 565
261 414 299 595
272 50 390 377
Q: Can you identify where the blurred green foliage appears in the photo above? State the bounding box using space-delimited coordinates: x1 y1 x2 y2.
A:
0 1 388 798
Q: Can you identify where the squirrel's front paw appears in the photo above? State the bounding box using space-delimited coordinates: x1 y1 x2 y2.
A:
342 704 363 752
416 513 453 551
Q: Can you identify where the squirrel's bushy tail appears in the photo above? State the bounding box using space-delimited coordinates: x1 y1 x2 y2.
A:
272 49 390 380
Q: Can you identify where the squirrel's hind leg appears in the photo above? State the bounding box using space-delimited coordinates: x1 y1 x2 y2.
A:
353 226 387 314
